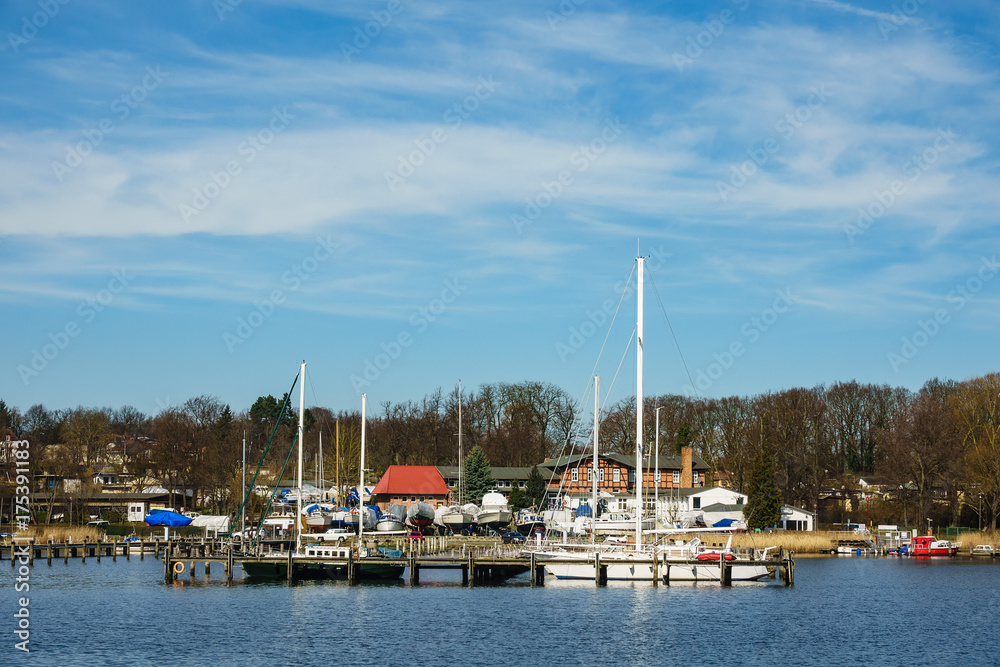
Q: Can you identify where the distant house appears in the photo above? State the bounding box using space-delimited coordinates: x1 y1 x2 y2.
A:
661 487 748 526
777 505 816 531
539 446 710 515
371 465 451 511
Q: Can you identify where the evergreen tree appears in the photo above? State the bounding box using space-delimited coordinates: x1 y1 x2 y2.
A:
675 423 692 455
525 465 547 510
744 448 782 530
463 445 496 504
507 487 527 512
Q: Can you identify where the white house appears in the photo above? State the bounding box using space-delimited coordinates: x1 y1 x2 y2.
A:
657 487 748 527
777 505 816 531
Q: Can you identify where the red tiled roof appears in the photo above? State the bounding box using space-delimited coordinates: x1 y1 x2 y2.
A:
372 465 450 496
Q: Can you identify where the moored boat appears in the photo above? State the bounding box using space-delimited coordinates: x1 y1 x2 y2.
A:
910 533 961 557
970 544 996 557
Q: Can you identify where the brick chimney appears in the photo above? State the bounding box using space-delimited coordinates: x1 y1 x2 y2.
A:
681 445 693 489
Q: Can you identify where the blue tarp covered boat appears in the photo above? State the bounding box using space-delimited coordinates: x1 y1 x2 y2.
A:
144 511 193 527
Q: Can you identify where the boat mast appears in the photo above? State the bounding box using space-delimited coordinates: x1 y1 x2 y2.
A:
458 380 463 506
296 360 306 555
592 374 599 546
318 430 323 497
335 419 340 506
241 430 247 535
635 256 644 548
359 392 367 547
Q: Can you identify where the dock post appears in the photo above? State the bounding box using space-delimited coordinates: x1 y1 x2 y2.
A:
205 560 210 577
595 553 607 586
64 538 69 564
409 554 418 585
81 539 87 564
461 561 469 586
286 549 294 584
530 552 537 587
467 556 475 587
663 557 670 586
112 539 117 562
140 540 144 560
783 552 795 586
164 554 172 584
227 550 234 583
652 552 659 587
721 559 731 587
96 541 101 562
47 541 52 567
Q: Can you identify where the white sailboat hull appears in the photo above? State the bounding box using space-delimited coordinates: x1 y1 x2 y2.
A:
540 555 768 582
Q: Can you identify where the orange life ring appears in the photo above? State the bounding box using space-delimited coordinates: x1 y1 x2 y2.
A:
173 561 185 574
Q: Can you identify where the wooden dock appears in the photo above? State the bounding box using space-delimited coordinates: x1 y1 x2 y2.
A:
3 537 794 587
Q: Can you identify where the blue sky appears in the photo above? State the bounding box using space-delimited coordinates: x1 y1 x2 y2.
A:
1 0 998 417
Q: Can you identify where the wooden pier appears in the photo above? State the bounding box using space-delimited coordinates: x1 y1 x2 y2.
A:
3 536 794 587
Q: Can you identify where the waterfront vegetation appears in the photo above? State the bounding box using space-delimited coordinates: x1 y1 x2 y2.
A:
1 372 998 531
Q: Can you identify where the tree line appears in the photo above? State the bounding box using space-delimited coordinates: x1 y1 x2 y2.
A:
1 373 998 528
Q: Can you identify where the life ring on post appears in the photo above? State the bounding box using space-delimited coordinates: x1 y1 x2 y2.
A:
173 561 185 575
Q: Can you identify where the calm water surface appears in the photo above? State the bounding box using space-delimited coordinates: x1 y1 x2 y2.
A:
8 555 1000 666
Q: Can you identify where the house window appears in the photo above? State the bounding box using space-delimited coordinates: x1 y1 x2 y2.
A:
628 469 634 484
518 481 525 488
587 468 592 482
693 497 701 509
599 468 605 482
672 470 680 485
613 468 620 483
655 471 661 484
571 469 578 482
693 471 699 487
737 497 743 505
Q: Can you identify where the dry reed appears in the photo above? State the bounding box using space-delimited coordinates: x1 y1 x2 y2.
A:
19 526 101 542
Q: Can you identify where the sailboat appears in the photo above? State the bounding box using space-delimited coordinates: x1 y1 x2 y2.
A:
530 257 772 582
439 383 475 534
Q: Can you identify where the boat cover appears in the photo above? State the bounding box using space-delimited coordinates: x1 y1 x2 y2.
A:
144 511 193 527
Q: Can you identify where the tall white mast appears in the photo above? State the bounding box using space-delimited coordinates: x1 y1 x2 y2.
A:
458 380 463 505
359 392 367 547
592 375 599 546
635 256 644 547
241 430 247 535
296 361 306 555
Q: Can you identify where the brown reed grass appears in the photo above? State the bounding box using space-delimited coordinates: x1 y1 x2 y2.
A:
19 525 101 542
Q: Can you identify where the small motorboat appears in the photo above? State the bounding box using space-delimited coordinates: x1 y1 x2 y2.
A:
910 533 961 557
970 544 996 557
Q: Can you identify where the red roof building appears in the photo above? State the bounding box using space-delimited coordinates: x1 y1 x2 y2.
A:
371 465 451 511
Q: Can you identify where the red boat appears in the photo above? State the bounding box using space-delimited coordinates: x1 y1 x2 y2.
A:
910 533 961 557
